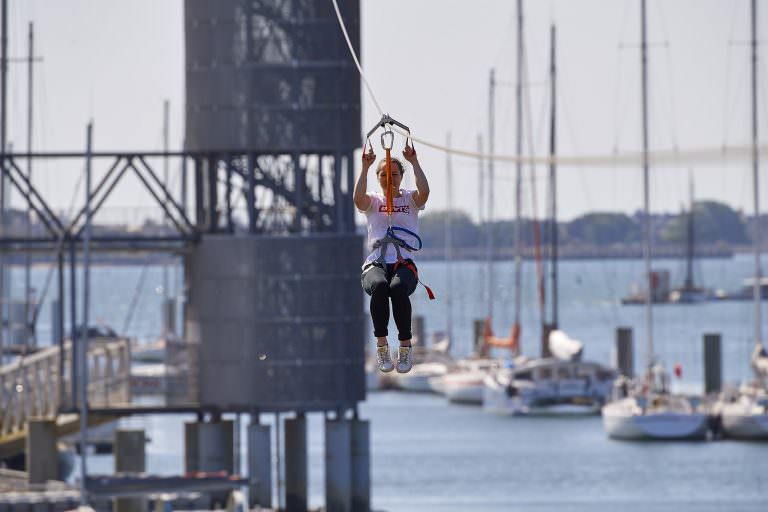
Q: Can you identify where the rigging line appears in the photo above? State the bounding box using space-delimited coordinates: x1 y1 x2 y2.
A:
722 12 735 148
658 8 679 150
391 122 768 166
121 264 149 336
612 0 632 153
522 42 545 327
329 0 384 117
332 0 766 168
31 167 85 326
654 0 677 146
725 54 750 151
611 42 624 152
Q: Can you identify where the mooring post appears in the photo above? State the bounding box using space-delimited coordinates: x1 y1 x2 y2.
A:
247 415 272 509
350 417 370 512
114 429 146 512
703 333 722 395
412 316 425 346
26 418 58 484
615 327 634 378
284 413 308 511
184 419 235 507
325 417 352 512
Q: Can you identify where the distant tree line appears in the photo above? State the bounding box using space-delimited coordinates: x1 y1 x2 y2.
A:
419 200 754 249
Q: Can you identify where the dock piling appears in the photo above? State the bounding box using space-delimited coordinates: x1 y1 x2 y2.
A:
184 419 235 506
412 316 425 346
26 418 58 484
350 418 370 512
703 333 722 394
284 414 307 512
114 429 146 512
325 418 352 512
473 319 485 354
615 327 634 378
247 419 272 509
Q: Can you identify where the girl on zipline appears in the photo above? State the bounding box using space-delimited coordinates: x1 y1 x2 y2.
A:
354 142 430 374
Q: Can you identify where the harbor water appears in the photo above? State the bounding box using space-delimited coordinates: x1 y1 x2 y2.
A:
10 254 768 510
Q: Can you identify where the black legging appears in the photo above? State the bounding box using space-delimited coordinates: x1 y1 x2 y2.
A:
361 261 418 341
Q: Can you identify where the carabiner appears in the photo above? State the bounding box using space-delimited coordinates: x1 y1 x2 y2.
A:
380 127 394 150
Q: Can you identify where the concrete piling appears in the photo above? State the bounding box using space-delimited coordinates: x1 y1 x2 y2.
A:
26 419 58 484
162 298 176 338
412 316 425 346
115 429 146 472
247 420 272 509
703 333 722 394
350 419 370 512
325 419 352 512
541 323 555 359
284 414 308 512
615 327 634 378
114 429 146 512
184 419 235 507
184 420 235 473
473 319 485 354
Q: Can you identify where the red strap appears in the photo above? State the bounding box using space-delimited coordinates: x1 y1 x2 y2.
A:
394 258 435 300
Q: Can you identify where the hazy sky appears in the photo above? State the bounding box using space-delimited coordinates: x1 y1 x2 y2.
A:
4 0 767 223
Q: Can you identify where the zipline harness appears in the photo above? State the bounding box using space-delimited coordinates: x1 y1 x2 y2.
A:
365 114 435 301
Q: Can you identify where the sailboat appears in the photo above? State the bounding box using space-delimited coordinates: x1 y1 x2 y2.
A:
483 22 617 416
668 174 713 303
712 0 768 440
601 0 708 440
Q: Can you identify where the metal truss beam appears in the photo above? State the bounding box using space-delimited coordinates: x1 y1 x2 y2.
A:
0 149 355 252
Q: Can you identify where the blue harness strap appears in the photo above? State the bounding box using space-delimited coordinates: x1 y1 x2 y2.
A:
370 226 435 300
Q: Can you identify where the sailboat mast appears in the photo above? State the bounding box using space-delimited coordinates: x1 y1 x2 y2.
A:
751 0 761 347
478 133 486 316
514 0 524 329
684 172 694 290
549 24 558 328
445 132 454 345
640 0 654 371
487 69 495 321
24 22 34 334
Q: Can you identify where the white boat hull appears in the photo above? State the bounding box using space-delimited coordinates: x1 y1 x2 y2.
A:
395 373 433 393
445 384 483 404
721 413 768 439
443 376 485 404
719 398 768 439
428 375 445 395
602 399 708 440
440 359 500 404
484 376 601 416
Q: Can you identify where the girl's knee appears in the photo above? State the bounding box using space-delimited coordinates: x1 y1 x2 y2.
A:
368 278 389 296
389 281 409 298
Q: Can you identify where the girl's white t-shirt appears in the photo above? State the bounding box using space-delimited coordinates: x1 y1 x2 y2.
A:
359 189 424 266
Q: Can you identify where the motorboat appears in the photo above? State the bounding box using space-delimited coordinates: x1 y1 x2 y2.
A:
438 358 502 405
484 357 617 415
393 361 450 393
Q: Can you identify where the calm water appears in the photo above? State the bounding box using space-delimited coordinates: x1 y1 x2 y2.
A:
11 254 768 510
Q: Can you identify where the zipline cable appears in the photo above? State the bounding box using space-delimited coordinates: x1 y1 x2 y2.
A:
330 0 385 117
330 0 768 167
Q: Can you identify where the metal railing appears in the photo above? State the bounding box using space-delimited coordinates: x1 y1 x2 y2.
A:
0 339 131 439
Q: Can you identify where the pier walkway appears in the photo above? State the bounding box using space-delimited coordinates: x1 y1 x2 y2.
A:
0 339 130 459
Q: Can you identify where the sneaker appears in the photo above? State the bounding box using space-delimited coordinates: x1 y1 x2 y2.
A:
376 344 395 373
396 345 413 374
